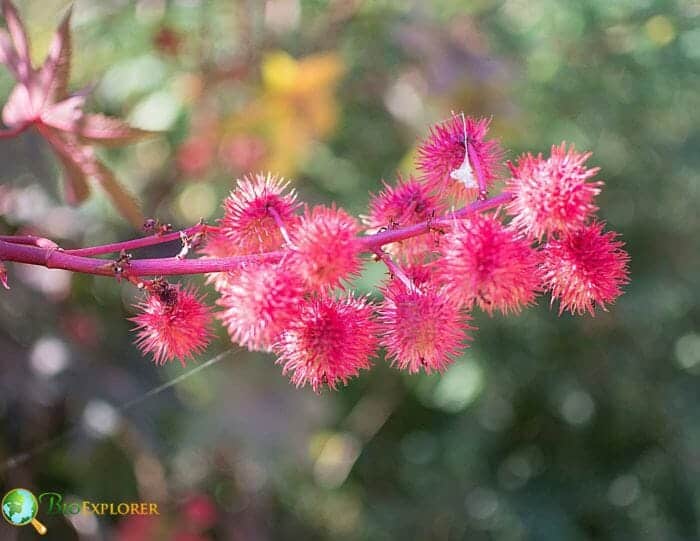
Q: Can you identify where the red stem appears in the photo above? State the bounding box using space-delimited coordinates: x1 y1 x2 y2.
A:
0 240 283 276
359 191 512 249
0 235 59 249
66 224 216 256
373 249 416 292
267 206 296 248
0 192 513 278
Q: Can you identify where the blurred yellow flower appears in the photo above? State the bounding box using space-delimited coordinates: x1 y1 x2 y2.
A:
222 51 345 177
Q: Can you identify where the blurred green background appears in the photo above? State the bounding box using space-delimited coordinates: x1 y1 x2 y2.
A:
1 0 699 539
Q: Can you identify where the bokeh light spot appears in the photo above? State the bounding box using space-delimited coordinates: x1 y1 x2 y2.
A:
559 389 595 426
431 359 484 413
177 183 217 223
608 474 641 507
675 333 700 372
30 336 70 377
82 400 120 438
129 90 182 131
644 15 675 46
313 432 361 489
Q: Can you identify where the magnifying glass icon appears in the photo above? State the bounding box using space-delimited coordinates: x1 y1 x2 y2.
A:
2 488 48 535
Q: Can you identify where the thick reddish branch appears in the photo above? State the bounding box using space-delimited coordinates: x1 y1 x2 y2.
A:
358 191 512 248
0 235 59 249
0 240 283 276
0 192 513 278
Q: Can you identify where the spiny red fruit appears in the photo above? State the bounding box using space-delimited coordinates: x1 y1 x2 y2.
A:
439 214 541 315
216 261 304 352
220 172 300 253
131 283 213 366
378 279 472 374
506 143 603 240
363 174 444 262
274 293 378 392
401 263 435 288
199 228 239 259
417 115 502 203
540 222 629 316
290 204 362 291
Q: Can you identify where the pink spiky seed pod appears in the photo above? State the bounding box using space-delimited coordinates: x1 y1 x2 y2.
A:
399 263 437 290
199 228 239 259
131 281 213 366
378 278 473 374
274 293 378 392
506 143 603 240
540 222 630 316
220 172 300 253
417 114 503 203
362 174 445 262
439 214 542 315
216 261 305 352
290 204 362 291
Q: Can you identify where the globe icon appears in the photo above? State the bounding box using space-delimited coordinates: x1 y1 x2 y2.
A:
1 488 47 535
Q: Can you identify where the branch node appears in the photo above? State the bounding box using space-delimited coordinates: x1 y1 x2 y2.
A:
143 218 173 236
112 250 133 282
427 209 447 235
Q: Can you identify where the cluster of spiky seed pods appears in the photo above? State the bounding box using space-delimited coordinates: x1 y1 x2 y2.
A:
129 114 629 392
0 0 628 392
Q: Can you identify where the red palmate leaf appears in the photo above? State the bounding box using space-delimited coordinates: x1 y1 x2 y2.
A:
37 124 143 225
0 0 153 226
50 139 91 204
77 113 153 146
36 123 93 204
92 159 144 228
1 0 31 81
1 82 33 127
36 5 72 103
0 29 20 77
40 93 85 131
57 153 90 204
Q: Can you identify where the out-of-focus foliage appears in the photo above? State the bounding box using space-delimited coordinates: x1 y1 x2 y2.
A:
1 0 699 540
